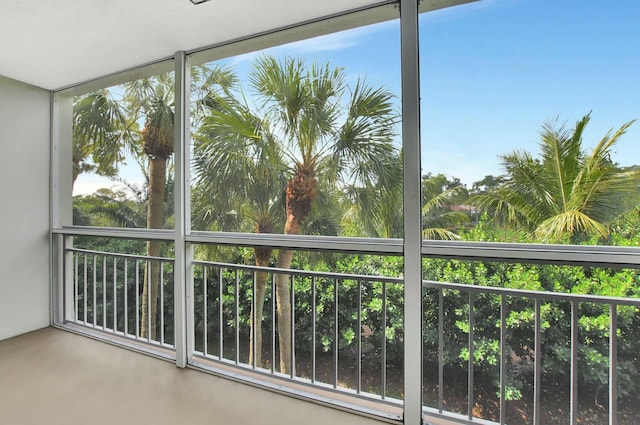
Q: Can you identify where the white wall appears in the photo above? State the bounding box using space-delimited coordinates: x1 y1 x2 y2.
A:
0 76 51 340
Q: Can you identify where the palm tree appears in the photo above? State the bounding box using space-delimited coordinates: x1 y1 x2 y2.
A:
193 55 399 373
421 173 469 240
343 151 403 238
258 56 399 374
471 113 640 242
121 73 176 340
344 160 470 240
72 90 138 188
74 72 179 340
193 89 286 366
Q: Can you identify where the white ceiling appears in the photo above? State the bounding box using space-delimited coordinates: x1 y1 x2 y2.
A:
0 0 389 90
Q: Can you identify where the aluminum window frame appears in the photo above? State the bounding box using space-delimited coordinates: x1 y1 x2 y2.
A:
49 1 640 424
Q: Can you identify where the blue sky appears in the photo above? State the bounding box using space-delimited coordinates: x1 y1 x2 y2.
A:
220 0 640 186
418 0 640 184
74 0 640 195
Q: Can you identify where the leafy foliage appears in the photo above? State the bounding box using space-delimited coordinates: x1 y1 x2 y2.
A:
74 55 640 418
471 113 640 242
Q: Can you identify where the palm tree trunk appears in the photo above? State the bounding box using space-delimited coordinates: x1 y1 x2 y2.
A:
140 157 166 340
249 247 272 367
274 214 302 374
275 248 293 374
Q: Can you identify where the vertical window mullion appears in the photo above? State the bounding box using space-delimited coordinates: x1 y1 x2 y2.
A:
173 50 191 368
401 0 423 423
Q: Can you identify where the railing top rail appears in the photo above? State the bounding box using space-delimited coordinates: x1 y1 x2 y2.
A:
54 227 403 254
192 259 404 284
423 240 640 268
188 231 403 255
54 226 173 241
67 247 175 263
423 279 640 306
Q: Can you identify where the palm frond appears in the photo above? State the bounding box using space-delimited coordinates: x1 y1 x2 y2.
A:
72 90 130 180
482 113 637 242
535 210 608 241
422 227 461 241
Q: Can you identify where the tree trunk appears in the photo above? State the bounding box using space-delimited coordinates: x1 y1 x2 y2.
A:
274 214 302 374
140 157 166 340
249 247 272 367
273 166 316 374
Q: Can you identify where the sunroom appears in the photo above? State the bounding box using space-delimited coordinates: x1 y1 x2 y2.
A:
1 1 640 424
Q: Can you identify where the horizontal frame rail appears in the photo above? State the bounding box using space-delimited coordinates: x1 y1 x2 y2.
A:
422 240 640 268
68 247 174 263
55 227 640 268
188 232 403 255
422 279 640 307
54 226 173 241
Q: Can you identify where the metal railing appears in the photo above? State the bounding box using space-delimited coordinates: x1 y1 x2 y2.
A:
67 247 176 349
62 243 640 424
421 280 640 425
192 259 404 404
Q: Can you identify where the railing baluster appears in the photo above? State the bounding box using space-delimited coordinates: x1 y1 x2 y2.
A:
124 259 128 336
93 255 97 328
84 254 88 325
357 280 362 394
113 257 117 333
271 272 276 374
235 268 240 365
500 294 506 425
219 266 223 360
609 304 618 425
570 300 579 425
334 278 339 388
438 288 444 412
290 275 295 378
382 281 387 399
160 262 165 345
203 266 208 356
74 253 79 322
63 238 74 324
147 260 151 342
251 269 256 368
534 298 541 425
135 260 140 339
102 256 106 329
468 291 475 421
311 276 316 383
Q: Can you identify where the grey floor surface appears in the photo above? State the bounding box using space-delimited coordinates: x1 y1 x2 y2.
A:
0 328 391 425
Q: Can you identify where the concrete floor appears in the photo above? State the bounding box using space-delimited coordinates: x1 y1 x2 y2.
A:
0 328 393 425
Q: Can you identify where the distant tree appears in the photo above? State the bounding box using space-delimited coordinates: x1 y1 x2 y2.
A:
73 188 146 228
343 151 403 239
421 173 469 240
471 175 505 195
